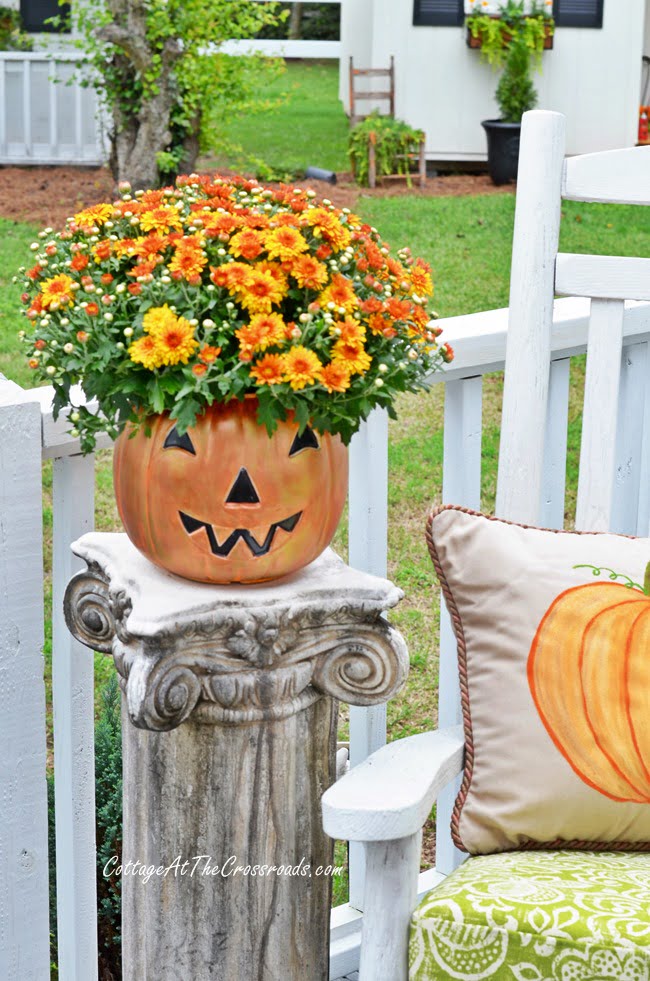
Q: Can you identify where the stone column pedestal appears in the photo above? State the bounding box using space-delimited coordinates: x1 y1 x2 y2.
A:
64 535 408 981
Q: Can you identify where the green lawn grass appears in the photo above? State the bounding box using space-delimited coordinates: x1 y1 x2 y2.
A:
206 59 350 177
0 218 39 387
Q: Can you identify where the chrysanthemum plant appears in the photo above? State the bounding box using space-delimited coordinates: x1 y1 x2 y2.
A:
20 175 453 453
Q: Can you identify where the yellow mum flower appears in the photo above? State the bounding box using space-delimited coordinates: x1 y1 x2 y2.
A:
305 208 351 252
73 203 114 229
319 273 358 314
40 273 74 309
237 270 287 315
332 339 372 375
282 346 322 390
140 305 198 366
129 335 164 370
140 207 183 234
265 226 309 262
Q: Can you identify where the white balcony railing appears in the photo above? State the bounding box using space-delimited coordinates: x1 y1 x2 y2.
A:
2 296 650 980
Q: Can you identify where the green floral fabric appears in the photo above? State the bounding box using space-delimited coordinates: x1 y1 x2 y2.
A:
409 851 650 980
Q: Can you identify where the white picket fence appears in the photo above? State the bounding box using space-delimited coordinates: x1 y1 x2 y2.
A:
0 0 342 167
3 293 650 979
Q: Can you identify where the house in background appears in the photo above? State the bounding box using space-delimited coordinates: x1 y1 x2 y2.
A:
340 0 648 162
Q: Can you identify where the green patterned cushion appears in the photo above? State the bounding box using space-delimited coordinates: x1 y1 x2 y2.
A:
409 851 650 980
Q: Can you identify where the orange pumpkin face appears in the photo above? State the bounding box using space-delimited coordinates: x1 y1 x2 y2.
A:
528 581 650 803
113 400 348 584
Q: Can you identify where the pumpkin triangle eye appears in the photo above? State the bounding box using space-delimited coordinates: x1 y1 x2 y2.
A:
163 426 196 455
289 427 319 456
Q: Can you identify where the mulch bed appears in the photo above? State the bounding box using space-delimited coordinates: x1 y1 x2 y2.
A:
0 164 512 229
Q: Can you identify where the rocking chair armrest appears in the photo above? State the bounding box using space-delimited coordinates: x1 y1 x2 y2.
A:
322 725 464 842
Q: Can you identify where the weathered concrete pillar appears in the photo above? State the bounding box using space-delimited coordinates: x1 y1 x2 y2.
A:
64 534 408 981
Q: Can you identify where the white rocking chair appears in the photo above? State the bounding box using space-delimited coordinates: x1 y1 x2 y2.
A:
322 110 650 981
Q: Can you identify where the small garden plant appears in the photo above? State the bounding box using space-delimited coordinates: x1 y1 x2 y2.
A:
348 113 424 188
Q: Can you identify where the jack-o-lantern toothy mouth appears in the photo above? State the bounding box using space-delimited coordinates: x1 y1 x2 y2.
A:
179 510 302 558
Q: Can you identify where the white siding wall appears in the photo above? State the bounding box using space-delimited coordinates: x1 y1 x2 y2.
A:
341 0 646 159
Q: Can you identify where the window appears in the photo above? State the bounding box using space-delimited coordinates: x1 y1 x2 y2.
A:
20 0 70 33
413 0 464 27
553 0 603 28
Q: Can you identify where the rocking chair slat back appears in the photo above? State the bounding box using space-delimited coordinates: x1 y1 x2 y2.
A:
563 145 650 205
438 109 650 874
555 254 650 301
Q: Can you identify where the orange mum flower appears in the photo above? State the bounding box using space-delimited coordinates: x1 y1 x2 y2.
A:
289 255 328 290
199 345 221 364
229 228 264 260
335 318 366 344
169 240 207 282
386 298 413 321
318 362 351 393
368 313 388 335
140 207 183 234
332 339 372 375
319 273 358 313
128 259 157 280
138 189 165 210
236 313 286 352
71 254 89 272
92 240 112 262
250 353 285 386
134 233 168 258
202 213 240 237
85 302 99 316
360 297 383 315
40 274 74 309
192 363 208 377
210 262 251 292
238 270 286 314
265 226 309 261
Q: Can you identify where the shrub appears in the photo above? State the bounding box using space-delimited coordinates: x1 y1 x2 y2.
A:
496 36 538 122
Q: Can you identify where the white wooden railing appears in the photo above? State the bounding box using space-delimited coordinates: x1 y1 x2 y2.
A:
3 295 650 980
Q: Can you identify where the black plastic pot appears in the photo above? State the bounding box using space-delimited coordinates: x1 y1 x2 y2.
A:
481 119 521 185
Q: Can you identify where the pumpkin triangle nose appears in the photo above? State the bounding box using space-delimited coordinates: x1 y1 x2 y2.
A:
226 468 260 505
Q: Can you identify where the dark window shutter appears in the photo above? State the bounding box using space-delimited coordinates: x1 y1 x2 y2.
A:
413 0 464 27
20 0 71 33
553 0 603 27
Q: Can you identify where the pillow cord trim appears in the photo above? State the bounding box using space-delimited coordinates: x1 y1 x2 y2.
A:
425 503 650 854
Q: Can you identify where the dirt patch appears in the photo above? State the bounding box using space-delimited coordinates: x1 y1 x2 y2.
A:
0 164 512 230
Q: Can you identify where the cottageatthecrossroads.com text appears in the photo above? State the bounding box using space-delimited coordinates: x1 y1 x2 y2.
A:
104 855 344 884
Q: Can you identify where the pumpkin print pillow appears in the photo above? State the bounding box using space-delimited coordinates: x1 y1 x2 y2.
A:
427 505 650 855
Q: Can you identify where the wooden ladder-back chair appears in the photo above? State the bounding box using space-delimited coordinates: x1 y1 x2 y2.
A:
349 55 395 127
323 110 650 981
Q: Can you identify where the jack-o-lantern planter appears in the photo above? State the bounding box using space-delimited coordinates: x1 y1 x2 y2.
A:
113 400 348 584
528 571 650 803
